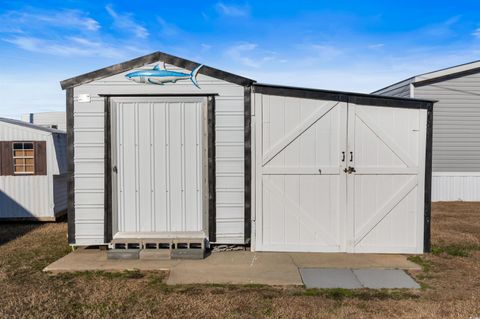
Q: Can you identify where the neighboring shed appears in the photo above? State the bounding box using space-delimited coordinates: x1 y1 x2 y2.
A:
22 111 67 131
61 51 433 254
373 61 480 201
0 118 67 220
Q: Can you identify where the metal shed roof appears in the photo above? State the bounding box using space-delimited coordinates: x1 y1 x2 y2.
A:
0 117 66 134
60 51 256 89
254 83 435 109
372 60 480 94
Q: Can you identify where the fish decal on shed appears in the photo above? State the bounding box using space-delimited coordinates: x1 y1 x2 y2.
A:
125 63 204 88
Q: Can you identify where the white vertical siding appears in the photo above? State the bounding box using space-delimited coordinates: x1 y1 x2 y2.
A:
414 73 480 173
73 62 245 245
0 176 52 218
432 173 480 201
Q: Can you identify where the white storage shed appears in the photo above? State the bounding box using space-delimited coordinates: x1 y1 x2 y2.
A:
0 118 67 220
373 61 480 201
61 52 434 254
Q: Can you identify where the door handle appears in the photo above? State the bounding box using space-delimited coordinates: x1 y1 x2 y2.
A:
349 152 353 162
112 166 118 173
341 151 345 162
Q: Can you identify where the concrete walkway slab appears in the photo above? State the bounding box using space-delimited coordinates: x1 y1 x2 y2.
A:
300 268 362 289
166 252 301 285
353 269 421 289
44 248 420 286
300 268 420 289
290 252 420 270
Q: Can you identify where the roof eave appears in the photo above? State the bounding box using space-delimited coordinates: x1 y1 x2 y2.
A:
60 51 255 90
413 65 480 87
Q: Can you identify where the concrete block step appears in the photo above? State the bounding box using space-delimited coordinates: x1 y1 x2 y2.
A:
139 250 171 260
107 249 140 260
109 237 207 260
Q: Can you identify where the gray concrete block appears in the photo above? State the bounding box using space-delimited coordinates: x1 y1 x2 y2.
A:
107 249 140 260
353 269 420 289
171 249 205 260
299 268 362 289
139 250 171 260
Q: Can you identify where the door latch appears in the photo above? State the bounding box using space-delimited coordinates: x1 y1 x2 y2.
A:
112 166 118 173
343 166 356 174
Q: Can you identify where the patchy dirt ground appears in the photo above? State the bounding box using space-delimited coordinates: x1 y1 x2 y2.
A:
0 202 479 318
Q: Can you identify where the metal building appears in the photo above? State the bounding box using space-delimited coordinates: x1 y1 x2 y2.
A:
373 61 480 201
0 118 67 220
22 112 67 131
61 52 433 254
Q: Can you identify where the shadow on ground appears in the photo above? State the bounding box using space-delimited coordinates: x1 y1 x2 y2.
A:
0 222 44 246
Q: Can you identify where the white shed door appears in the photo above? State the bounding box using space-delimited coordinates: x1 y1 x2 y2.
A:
256 97 426 253
256 96 348 252
112 97 206 236
347 104 426 253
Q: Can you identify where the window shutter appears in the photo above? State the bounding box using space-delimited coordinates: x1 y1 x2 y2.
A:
34 141 47 175
1 141 13 176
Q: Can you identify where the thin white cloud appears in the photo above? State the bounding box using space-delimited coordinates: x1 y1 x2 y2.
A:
0 9 100 32
105 4 149 38
215 2 250 17
421 15 461 37
225 42 285 68
3 36 141 58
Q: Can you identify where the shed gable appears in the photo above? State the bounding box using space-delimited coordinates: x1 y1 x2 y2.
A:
69 56 249 245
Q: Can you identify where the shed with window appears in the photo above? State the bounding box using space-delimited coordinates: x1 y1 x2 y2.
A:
0 117 67 220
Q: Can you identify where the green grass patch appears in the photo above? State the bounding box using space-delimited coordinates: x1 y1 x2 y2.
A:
408 255 432 272
431 244 480 257
295 288 418 300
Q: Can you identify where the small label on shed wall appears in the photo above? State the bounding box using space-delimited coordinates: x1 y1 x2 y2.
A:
78 94 91 103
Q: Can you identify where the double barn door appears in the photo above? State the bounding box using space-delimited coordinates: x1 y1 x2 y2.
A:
256 96 426 253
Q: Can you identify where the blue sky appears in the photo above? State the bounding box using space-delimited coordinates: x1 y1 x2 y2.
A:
1 0 480 118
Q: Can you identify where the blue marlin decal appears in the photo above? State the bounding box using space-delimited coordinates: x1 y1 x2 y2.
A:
125 63 203 88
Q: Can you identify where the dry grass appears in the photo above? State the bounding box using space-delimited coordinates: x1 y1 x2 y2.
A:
0 202 479 318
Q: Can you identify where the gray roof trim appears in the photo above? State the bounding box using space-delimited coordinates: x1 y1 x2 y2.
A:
0 117 66 134
60 51 255 89
371 77 414 95
254 83 435 109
